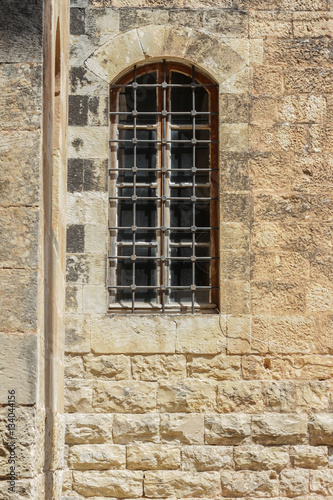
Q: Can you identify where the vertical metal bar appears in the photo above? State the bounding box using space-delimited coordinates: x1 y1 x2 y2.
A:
161 59 167 313
132 65 137 313
191 65 196 314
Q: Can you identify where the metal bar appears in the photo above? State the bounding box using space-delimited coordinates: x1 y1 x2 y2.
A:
108 285 218 289
110 111 218 116
108 256 218 260
109 139 217 144
110 83 218 88
109 168 218 172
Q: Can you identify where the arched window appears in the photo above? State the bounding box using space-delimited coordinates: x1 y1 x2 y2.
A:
108 61 218 313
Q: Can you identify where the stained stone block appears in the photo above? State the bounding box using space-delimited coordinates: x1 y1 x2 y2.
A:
68 95 89 126
70 8 86 36
66 225 85 253
65 314 91 354
69 66 109 96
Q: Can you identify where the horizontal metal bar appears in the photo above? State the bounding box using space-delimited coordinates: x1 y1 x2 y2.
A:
110 83 218 88
108 255 217 260
109 226 218 230
108 285 218 289
109 168 217 172
109 196 217 201
110 139 216 144
110 111 217 116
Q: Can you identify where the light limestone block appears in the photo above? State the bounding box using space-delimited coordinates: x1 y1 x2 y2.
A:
158 380 217 413
91 315 176 354
291 446 328 469
112 414 159 444
84 224 107 253
181 445 233 472
217 380 264 413
205 414 251 445
280 469 310 497
73 470 143 498
65 356 85 379
234 445 289 472
187 354 241 380
83 285 107 314
310 470 333 495
94 380 157 412
175 315 226 354
144 470 221 498
65 414 113 444
160 413 204 445
309 414 333 445
132 355 186 381
69 444 125 470
66 192 108 225
84 354 131 380
220 123 248 152
65 380 93 413
68 126 108 159
65 314 91 354
221 470 279 497
252 413 308 445
127 444 180 470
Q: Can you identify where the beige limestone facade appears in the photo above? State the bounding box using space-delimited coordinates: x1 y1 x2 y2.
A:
2 0 333 499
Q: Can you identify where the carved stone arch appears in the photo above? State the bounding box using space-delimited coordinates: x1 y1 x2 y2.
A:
85 24 247 85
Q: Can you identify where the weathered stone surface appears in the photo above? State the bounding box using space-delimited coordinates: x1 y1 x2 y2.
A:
252 413 308 445
68 126 108 159
0 332 37 404
217 381 264 413
91 315 176 354
0 0 42 62
187 354 241 381
65 355 85 379
182 445 233 472
65 314 91 354
65 380 93 413
205 414 251 445
127 444 180 470
280 469 310 497
84 354 131 379
221 470 279 497
291 445 328 469
144 471 221 498
65 414 113 444
161 414 204 445
132 355 186 381
94 381 157 413
73 470 143 497
158 380 217 412
0 63 42 129
112 414 159 444
309 414 333 445
310 470 333 495
175 315 226 354
234 445 289 472
69 444 125 470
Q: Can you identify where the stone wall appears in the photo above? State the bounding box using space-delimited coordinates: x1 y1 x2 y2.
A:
63 0 333 498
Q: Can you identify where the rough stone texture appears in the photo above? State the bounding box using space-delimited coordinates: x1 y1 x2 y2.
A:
205 414 251 445
221 470 279 498
234 445 289 472
160 413 204 445
112 413 159 444
65 414 113 444
127 444 181 470
68 444 125 470
252 414 308 445
72 470 143 497
144 471 221 498
181 445 233 471
309 414 333 445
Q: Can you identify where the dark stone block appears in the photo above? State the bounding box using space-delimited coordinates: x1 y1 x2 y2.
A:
70 8 86 36
83 159 108 192
69 95 89 126
221 153 250 191
68 158 84 192
66 255 88 283
67 225 85 253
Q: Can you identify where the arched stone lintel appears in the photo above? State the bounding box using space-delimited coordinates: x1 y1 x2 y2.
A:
85 25 247 86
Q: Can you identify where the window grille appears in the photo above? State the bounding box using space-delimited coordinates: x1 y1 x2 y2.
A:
108 60 219 313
